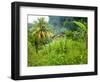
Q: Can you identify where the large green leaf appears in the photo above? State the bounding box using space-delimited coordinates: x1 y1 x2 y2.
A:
73 21 87 32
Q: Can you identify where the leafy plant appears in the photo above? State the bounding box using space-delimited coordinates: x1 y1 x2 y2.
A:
28 17 88 66
31 17 53 53
73 21 87 48
73 21 87 31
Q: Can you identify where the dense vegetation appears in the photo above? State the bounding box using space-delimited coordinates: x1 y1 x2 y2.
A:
28 16 88 66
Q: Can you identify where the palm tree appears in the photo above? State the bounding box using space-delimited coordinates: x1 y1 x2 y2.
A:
32 17 53 53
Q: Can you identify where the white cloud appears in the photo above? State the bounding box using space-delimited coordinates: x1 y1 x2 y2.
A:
28 15 49 23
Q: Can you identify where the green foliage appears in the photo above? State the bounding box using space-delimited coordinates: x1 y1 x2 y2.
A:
73 21 87 32
65 30 73 39
28 38 87 66
28 17 88 66
30 17 53 53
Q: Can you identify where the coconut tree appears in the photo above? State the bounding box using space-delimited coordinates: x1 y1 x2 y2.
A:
32 17 53 53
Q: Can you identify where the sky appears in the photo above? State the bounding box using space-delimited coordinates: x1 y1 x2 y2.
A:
28 15 49 23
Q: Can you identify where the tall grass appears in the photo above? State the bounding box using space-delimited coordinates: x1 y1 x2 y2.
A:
28 37 87 66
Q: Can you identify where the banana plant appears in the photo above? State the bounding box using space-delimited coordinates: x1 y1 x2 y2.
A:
63 20 87 48
73 21 87 48
73 21 87 32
